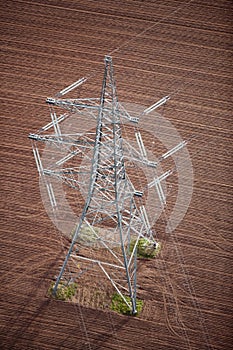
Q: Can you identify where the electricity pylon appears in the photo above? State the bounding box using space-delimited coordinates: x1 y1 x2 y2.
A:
29 55 189 314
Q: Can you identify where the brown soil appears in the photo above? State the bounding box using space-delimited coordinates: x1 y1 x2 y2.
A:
0 1 232 349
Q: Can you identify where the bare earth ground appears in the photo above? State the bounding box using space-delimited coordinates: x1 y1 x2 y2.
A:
0 1 232 349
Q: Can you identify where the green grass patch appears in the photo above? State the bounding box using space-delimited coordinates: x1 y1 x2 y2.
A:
111 293 143 316
48 281 78 301
71 224 99 243
130 237 161 259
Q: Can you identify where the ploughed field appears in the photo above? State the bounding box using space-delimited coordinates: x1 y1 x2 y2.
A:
0 1 232 349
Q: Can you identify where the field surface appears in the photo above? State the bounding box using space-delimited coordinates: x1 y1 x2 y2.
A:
0 1 232 349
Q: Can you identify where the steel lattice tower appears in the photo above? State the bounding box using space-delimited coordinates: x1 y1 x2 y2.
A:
52 55 156 315
29 55 189 314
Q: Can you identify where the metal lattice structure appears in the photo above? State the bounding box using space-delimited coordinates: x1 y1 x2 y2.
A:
29 55 189 314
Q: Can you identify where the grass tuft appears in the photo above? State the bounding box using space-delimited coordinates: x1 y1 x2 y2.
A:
111 293 143 316
130 237 161 259
48 281 78 301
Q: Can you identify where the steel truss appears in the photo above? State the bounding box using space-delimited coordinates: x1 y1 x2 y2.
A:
29 55 189 314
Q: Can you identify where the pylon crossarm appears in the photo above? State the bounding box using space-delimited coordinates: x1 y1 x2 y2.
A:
43 170 80 191
118 103 139 123
43 167 88 177
46 97 101 112
124 154 157 168
123 139 157 168
29 133 94 149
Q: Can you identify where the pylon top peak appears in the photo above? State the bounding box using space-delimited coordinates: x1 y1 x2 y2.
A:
104 55 112 62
